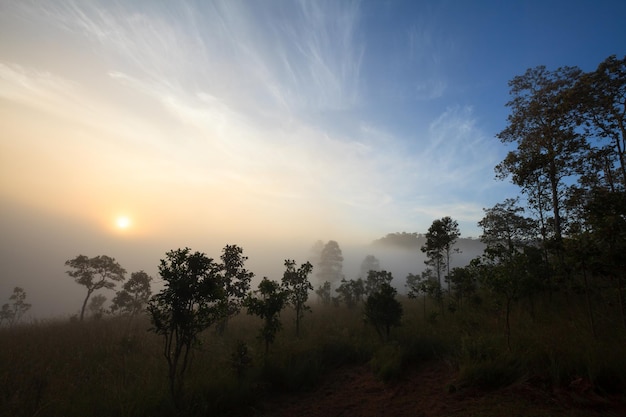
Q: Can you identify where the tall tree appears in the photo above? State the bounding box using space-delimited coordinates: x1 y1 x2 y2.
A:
576 55 626 189
216 245 254 334
359 255 381 279
111 270 153 317
364 282 403 341
495 65 587 246
244 278 289 359
421 217 461 295
1 287 32 326
147 246 252 407
316 240 344 289
65 255 126 321
281 259 314 336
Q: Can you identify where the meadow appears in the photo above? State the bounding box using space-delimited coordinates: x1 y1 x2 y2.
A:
2 292 626 417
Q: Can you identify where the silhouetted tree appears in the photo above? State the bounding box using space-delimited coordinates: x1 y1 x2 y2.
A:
364 282 403 341
406 269 440 319
421 217 460 298
316 240 344 289
216 245 254 334
87 294 107 319
65 255 126 321
148 246 252 408
281 259 314 336
1 287 32 326
315 281 331 305
111 270 152 317
359 255 381 278
496 65 586 248
364 270 394 297
336 278 365 308
244 278 289 359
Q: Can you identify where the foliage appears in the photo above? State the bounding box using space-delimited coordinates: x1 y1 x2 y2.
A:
315 281 331 305
111 270 153 317
281 259 314 336
364 282 403 341
336 278 365 308
359 254 381 278
65 255 126 321
315 240 344 287
0 287 32 326
87 294 107 319
364 270 394 297
147 246 252 407
421 217 461 297
244 277 289 358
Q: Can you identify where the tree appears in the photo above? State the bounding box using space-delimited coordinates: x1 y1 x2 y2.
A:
496 65 586 247
359 255 381 278
421 217 461 297
315 281 331 305
316 240 344 288
147 246 252 407
244 278 289 359
111 270 153 317
87 294 107 319
65 255 126 321
281 259 313 336
406 269 440 319
576 55 626 189
336 278 365 308
0 303 12 326
1 287 32 326
216 245 254 334
364 270 394 297
478 198 537 260
364 282 403 341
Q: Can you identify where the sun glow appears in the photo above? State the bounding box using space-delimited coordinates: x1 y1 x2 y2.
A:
116 216 131 229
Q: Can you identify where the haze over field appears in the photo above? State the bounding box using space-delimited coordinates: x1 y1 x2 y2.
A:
1 1 624 318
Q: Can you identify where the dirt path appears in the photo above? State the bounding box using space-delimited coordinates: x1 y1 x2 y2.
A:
257 361 626 417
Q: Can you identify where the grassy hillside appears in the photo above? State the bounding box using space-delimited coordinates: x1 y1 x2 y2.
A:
2 292 626 416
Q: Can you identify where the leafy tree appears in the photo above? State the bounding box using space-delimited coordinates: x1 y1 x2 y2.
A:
421 217 461 297
336 278 365 308
87 294 107 319
406 269 440 319
316 240 344 289
147 246 252 407
216 245 255 334
447 267 477 308
359 255 381 278
281 259 313 336
576 55 626 189
496 65 586 247
315 281 331 305
1 287 32 326
244 278 289 359
0 303 12 326
65 255 126 321
111 270 152 317
478 198 537 260
364 270 394 297
364 282 403 341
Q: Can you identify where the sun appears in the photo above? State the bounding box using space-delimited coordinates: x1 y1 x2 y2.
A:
116 216 131 229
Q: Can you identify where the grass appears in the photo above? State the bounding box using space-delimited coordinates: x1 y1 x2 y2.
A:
1 293 626 416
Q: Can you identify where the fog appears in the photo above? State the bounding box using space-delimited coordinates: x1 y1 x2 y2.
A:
1 198 485 320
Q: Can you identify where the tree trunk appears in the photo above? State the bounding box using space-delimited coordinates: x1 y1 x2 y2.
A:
79 289 93 321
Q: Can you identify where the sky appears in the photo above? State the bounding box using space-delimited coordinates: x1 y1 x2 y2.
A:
1 0 625 318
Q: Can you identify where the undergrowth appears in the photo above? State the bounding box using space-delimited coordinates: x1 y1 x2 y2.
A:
2 293 626 416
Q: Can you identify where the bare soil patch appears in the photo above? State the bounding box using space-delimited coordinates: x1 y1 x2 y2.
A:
256 361 626 417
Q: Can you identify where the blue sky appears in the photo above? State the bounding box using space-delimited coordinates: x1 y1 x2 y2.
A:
0 1 625 315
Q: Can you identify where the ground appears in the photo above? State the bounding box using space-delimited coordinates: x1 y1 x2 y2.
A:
256 361 626 417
